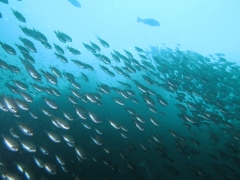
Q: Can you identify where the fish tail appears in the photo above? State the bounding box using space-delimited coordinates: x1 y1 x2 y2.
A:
137 17 142 22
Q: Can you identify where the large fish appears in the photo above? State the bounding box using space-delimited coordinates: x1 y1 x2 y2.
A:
137 17 160 26
68 0 81 8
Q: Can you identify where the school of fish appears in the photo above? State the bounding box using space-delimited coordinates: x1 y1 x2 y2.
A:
0 1 240 180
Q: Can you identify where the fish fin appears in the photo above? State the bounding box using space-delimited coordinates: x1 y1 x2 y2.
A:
137 17 142 22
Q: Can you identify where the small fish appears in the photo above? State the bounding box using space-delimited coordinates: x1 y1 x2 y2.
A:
12 79 28 91
34 156 44 168
19 36 37 53
75 106 87 120
0 59 9 69
88 111 102 123
11 8 26 22
42 96 58 109
55 154 65 165
91 136 103 146
66 45 81 55
39 146 49 155
53 116 70 130
2 134 19 151
44 162 56 175
109 120 120 129
9 65 21 73
0 12 2 18
18 123 34 136
20 140 36 152
2 94 18 113
46 131 61 143
19 91 33 102
53 43 64 54
137 17 160 26
54 52 68 63
61 133 74 145
0 41 16 55
96 36 109 48
40 69 58 85
14 98 29 111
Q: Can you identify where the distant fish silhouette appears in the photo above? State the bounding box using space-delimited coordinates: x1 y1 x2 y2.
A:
137 17 160 26
0 13 2 18
68 0 81 8
0 0 8 4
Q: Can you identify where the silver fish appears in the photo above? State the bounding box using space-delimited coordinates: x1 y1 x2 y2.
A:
14 98 29 111
44 162 56 175
18 123 34 136
62 111 73 121
61 133 74 145
75 106 87 120
2 134 19 151
34 156 44 168
20 140 36 153
2 94 18 113
46 131 61 143
0 96 8 112
55 154 65 165
19 91 33 102
39 146 49 155
88 111 101 123
12 79 28 91
54 117 70 130
42 96 58 109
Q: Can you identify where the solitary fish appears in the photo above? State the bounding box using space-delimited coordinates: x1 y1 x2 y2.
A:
68 0 81 8
137 17 160 26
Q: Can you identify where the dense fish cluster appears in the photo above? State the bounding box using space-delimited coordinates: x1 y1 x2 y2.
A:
0 1 240 180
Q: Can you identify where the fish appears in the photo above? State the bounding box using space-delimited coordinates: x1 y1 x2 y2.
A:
1 2 240 179
68 0 81 8
42 96 58 109
53 43 64 54
44 162 56 175
96 36 110 48
0 0 8 4
46 131 61 143
20 140 36 153
19 91 33 102
61 134 74 145
0 12 2 18
40 69 58 85
18 123 34 136
0 41 16 55
11 8 26 22
34 156 45 168
66 46 81 55
19 36 37 53
55 154 65 166
2 94 18 113
2 134 19 151
137 17 160 26
14 98 29 111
